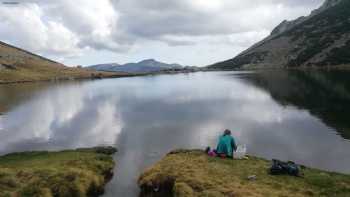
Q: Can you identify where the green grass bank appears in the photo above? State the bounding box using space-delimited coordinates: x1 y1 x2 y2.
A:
138 150 350 197
0 146 117 197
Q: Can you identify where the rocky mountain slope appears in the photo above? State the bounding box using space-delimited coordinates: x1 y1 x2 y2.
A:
88 59 184 74
210 0 350 69
0 41 125 83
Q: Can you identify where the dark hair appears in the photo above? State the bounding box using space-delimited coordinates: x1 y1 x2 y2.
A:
223 129 231 136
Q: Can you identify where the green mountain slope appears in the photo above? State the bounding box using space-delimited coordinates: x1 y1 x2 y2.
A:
210 0 350 69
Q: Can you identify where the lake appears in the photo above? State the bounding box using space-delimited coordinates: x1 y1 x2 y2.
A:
0 70 350 196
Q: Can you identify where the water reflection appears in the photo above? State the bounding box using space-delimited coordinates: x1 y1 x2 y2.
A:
0 82 122 154
0 71 350 196
239 70 350 139
0 82 53 113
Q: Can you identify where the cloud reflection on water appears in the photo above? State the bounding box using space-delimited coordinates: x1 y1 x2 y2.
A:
0 82 122 154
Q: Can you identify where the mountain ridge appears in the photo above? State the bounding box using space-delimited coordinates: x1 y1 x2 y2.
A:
210 0 350 69
0 41 61 65
88 59 185 74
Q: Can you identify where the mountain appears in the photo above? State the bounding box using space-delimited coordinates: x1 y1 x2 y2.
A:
210 0 350 69
0 41 124 83
87 59 184 74
88 63 121 71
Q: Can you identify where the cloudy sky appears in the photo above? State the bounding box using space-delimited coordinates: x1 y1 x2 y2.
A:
0 0 324 66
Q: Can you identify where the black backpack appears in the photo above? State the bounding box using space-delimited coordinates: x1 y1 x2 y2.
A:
270 159 301 177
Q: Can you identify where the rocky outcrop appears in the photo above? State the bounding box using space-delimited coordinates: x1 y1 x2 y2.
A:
0 63 16 70
210 0 350 69
270 0 342 38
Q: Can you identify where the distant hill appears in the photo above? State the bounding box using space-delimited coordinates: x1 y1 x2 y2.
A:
87 59 185 74
0 41 125 83
210 0 350 69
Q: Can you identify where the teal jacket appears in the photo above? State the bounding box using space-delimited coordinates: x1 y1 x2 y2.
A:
216 135 237 157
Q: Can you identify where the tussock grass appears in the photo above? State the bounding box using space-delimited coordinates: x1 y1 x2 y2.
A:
138 150 350 197
0 147 117 197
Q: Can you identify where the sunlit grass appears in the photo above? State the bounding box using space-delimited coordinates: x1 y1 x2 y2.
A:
0 147 117 197
139 150 350 197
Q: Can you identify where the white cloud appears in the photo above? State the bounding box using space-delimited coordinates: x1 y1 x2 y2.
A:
46 0 122 51
114 0 323 38
0 3 80 56
0 0 123 57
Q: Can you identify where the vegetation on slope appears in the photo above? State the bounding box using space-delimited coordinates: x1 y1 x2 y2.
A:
0 41 128 83
139 150 350 197
209 0 350 69
285 0 350 67
0 146 117 197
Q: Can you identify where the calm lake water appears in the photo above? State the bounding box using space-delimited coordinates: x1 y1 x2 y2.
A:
1 71 350 196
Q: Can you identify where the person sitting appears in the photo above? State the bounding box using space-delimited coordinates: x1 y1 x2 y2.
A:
216 129 237 158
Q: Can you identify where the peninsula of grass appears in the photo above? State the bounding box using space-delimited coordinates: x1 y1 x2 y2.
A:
0 146 117 197
138 150 350 197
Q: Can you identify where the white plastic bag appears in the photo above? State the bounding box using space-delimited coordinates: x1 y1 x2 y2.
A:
233 144 247 159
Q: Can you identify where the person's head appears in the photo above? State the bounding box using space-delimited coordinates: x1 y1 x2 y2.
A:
223 129 231 136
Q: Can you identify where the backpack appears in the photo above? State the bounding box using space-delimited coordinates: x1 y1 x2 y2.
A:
270 159 301 177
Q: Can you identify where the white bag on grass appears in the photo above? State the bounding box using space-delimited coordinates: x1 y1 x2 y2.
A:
234 144 247 159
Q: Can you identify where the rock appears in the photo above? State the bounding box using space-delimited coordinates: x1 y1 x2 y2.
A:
247 175 257 181
0 63 16 70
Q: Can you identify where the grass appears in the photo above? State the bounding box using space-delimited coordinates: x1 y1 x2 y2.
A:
0 146 117 197
138 150 350 197
0 62 128 84
0 41 129 84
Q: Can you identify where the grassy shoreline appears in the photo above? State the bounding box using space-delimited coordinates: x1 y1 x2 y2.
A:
0 146 117 197
0 68 132 85
138 149 350 197
0 69 201 85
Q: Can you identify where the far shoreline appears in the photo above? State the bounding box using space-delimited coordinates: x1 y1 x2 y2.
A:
3 65 350 85
0 68 204 85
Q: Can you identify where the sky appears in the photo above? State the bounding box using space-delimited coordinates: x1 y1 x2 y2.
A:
0 0 324 67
